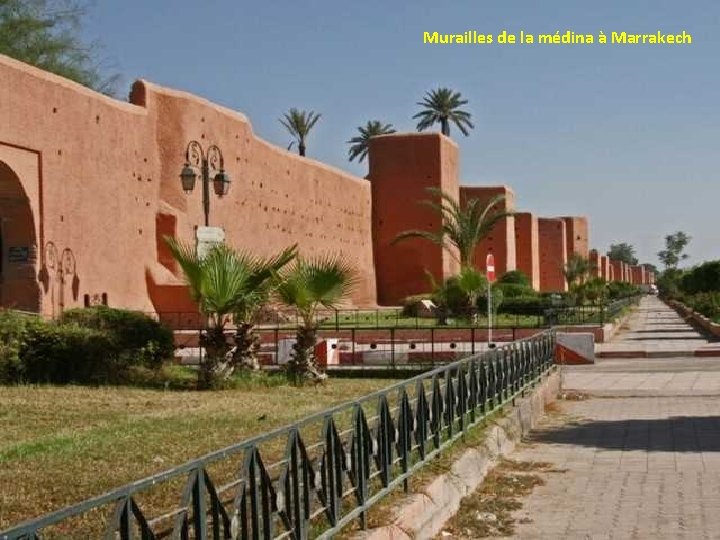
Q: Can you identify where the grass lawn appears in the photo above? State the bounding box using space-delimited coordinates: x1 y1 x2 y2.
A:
0 374 391 532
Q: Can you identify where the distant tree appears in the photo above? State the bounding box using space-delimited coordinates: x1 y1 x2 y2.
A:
393 188 513 267
607 243 638 266
347 120 395 164
413 87 474 137
658 231 691 270
0 0 117 94
642 263 659 275
280 108 321 157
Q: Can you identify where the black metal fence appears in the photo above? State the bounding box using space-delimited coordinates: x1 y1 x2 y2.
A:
151 296 642 331
1 331 557 540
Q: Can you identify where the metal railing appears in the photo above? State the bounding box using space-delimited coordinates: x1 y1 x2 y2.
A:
148 297 642 331
1 331 556 540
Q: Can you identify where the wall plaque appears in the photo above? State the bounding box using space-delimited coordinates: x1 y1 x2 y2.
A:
8 246 29 263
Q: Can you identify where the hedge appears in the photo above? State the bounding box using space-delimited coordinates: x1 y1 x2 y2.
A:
0 307 174 384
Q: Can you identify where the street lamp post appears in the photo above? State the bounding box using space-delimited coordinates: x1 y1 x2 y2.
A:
179 141 231 226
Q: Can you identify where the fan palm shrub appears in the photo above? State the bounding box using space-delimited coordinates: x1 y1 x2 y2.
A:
166 239 296 389
276 255 356 384
413 87 474 137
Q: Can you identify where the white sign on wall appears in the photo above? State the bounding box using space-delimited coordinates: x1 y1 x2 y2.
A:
196 226 225 258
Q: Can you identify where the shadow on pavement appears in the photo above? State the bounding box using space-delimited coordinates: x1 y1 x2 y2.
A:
528 416 720 452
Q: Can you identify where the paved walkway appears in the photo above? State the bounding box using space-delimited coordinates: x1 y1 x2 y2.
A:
501 298 720 538
511 397 720 539
597 296 718 357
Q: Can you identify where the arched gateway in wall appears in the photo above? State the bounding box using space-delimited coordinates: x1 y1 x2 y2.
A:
0 160 40 312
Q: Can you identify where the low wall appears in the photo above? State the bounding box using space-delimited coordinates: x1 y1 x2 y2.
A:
356 370 559 540
668 299 720 338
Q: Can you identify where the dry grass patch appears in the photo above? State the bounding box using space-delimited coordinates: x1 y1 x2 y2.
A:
0 377 391 531
436 459 555 538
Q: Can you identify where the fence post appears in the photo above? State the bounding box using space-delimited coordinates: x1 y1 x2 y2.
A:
352 328 356 365
390 328 396 369
431 327 435 364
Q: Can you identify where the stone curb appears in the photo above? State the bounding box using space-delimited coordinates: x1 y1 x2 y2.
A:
355 371 560 540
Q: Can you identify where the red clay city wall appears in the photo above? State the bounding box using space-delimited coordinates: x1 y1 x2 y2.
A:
561 216 589 260
514 212 540 290
460 185 517 276
589 249 601 279
538 218 568 292
0 54 377 317
369 133 460 305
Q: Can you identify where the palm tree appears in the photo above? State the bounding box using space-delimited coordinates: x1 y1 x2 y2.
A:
563 254 593 288
166 238 296 389
456 265 487 324
347 120 396 163
279 108 321 157
393 188 513 268
413 87 474 137
276 255 356 384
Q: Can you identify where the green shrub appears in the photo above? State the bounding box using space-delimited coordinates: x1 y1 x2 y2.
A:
0 311 45 383
62 306 173 368
606 281 641 300
498 270 531 287
19 323 116 384
497 282 537 299
683 292 720 321
680 261 720 294
496 296 548 315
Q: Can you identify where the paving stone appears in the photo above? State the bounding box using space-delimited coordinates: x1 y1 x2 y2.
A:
509 397 720 539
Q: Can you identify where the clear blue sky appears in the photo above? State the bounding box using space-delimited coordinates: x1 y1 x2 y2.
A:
84 0 719 267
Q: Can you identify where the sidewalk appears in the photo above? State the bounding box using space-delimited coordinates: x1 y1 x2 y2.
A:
597 296 720 358
510 397 720 539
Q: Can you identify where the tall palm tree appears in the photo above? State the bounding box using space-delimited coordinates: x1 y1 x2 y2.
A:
347 120 396 163
166 238 296 389
413 87 474 137
276 255 356 384
279 108 321 157
393 188 513 268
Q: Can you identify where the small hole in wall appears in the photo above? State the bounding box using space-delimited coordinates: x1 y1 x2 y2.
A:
57 149 62 156
83 294 90 307
52 107 58 113
259 182 263 189
96 115 100 124
138 228 143 235
201 133 205 139
60 215 64 222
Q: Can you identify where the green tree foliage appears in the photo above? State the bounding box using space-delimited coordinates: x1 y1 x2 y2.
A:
393 188 513 267
276 255 356 384
413 87 474 137
607 243 638 266
347 120 395 163
658 231 691 270
279 108 321 157
499 270 531 287
166 239 296 389
680 260 720 294
0 0 117 93
563 254 592 287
